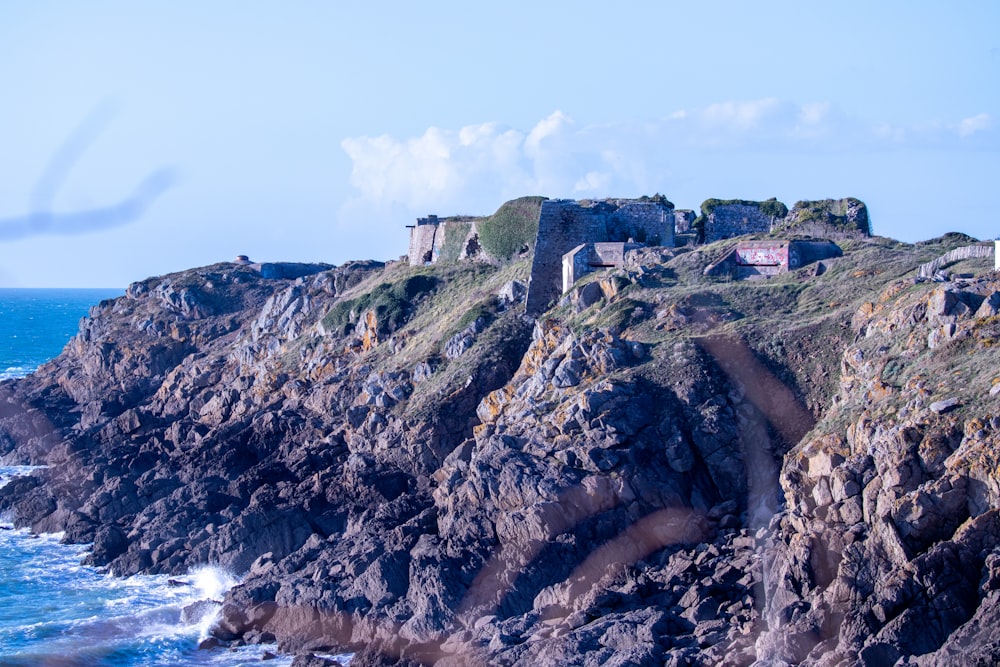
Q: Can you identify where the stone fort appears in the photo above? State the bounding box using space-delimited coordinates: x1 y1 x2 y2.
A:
407 196 871 316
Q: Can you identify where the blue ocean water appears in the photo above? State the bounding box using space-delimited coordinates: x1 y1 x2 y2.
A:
0 288 121 380
0 290 309 666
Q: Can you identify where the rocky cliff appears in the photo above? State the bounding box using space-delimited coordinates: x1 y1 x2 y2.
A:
0 232 998 666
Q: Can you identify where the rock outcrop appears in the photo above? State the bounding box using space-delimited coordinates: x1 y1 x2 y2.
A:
0 233 997 666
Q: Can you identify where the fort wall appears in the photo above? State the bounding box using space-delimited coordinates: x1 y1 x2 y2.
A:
525 199 675 315
705 204 773 242
408 217 440 265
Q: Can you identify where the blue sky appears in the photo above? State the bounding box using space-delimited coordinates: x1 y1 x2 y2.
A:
0 2 997 287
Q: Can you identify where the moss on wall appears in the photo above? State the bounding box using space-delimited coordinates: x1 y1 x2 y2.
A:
476 196 546 261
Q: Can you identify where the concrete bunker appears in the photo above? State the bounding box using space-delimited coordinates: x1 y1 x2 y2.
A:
562 242 644 294
703 239 843 279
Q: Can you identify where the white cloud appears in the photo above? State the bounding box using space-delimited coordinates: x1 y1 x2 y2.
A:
341 122 532 212
525 110 573 157
574 171 611 194
340 100 995 216
700 98 783 130
799 102 831 126
958 113 991 137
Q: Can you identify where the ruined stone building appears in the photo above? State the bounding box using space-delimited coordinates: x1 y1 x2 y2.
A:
524 199 676 315
405 194 871 314
407 215 492 266
703 203 776 242
700 198 870 243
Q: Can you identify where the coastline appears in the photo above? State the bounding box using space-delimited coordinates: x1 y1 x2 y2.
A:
0 236 998 663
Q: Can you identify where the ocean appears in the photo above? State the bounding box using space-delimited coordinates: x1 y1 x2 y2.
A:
0 289 302 666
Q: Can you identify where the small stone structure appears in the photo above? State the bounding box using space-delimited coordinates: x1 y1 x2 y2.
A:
562 242 644 293
407 215 442 265
231 258 331 280
703 240 842 279
407 215 484 266
525 198 676 314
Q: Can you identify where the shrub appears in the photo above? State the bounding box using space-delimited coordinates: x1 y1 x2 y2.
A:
786 199 870 235
759 198 789 219
638 193 675 207
322 274 439 336
700 197 787 218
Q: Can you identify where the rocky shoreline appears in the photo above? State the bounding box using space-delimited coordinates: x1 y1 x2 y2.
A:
1 233 999 665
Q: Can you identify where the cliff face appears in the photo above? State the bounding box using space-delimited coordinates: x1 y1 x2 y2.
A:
0 235 998 666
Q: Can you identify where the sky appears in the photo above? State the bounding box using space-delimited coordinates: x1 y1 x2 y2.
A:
0 2 997 287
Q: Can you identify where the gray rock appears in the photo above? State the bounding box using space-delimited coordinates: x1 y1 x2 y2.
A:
930 397 960 414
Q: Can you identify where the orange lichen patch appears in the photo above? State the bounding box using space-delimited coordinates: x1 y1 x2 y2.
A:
866 381 894 402
878 280 912 304
477 385 515 423
516 320 564 378
655 303 691 332
852 302 876 329
360 311 379 352
964 418 988 439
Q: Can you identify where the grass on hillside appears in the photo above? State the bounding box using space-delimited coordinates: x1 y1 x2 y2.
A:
476 196 546 261
554 233 996 433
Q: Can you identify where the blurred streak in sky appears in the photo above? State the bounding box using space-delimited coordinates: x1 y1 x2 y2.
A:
0 102 177 242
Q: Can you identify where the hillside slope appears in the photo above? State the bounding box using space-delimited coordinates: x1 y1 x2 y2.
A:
0 233 998 665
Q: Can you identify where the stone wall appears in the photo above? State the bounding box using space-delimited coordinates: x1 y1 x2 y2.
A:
408 219 439 265
409 216 486 266
705 204 773 242
674 210 696 233
918 243 996 278
781 198 870 236
562 242 644 293
526 199 675 315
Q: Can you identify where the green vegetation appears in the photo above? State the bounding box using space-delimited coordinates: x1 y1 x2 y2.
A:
689 198 787 243
759 198 789 219
454 296 500 332
476 196 546 260
784 198 870 235
305 222 996 457
346 259 531 374
638 193 674 207
437 221 473 263
321 273 438 336
699 197 787 218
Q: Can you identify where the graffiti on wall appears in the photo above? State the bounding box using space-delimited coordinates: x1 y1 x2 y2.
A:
736 246 787 267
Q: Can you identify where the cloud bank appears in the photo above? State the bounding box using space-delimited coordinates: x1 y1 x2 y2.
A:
341 100 995 214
